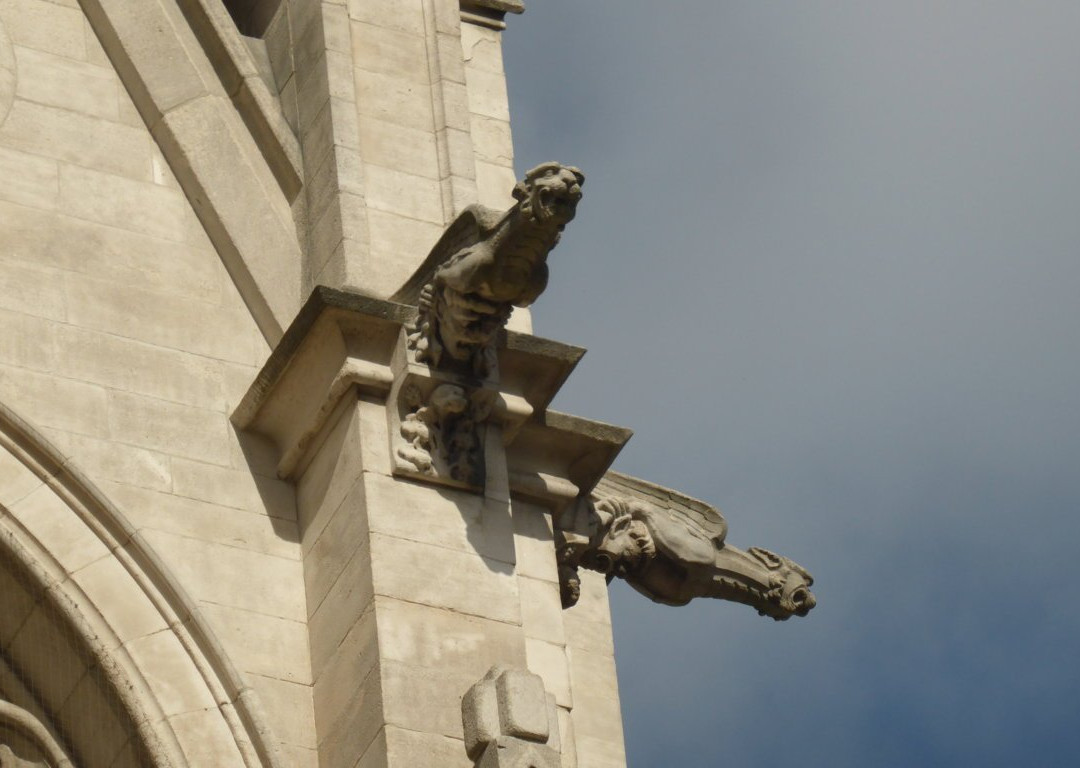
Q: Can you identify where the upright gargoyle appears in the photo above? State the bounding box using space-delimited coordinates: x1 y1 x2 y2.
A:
556 475 816 620
391 162 584 377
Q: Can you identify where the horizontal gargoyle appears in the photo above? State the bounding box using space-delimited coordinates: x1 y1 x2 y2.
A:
391 162 584 378
556 474 815 621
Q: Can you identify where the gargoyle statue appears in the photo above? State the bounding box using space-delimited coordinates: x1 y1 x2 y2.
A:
391 162 584 377
557 494 816 621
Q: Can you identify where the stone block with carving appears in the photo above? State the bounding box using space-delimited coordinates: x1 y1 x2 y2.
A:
462 667 562 768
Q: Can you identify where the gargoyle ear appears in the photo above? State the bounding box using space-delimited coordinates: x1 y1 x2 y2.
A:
608 512 633 536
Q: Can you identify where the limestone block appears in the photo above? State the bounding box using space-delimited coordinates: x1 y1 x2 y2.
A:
0 308 55 378
12 45 118 120
107 391 230 465
248 673 318 750
471 115 514 167
513 503 559 584
84 0 222 121
0 201 224 302
355 69 435 132
477 739 560 768
383 725 472 768
464 67 510 121
363 472 516 565
351 20 428 82
125 629 219 716
363 162 445 223
57 163 186 239
170 456 296 520
60 675 131 766
70 555 168 645
307 536 375 671
6 606 85 705
303 479 368 617
141 529 307 621
573 735 626 768
107 483 299 560
519 576 566 645
4 97 152 179
525 638 572 709
312 605 377 723
7 484 110 574
0 558 38 646
64 273 261 364
475 159 517 210
0 364 108 437
348 0 425 36
369 532 521 624
568 647 624 750
358 395 394 477
317 663 384 768
359 116 441 180
170 707 247 768
0 255 65 321
381 660 487 740
0 0 86 60
0 145 58 209
199 602 311 684
297 396 365 547
0 445 42 509
460 23 504 76
52 434 170 493
562 612 615 657
441 79 472 132
52 324 224 410
374 596 526 676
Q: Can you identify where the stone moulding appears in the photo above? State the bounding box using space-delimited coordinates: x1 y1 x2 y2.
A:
0 403 285 768
233 287 626 509
0 700 75 767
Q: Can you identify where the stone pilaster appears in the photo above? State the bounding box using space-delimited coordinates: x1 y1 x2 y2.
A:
233 287 629 767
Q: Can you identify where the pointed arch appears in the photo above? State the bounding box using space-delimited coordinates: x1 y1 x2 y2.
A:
0 403 284 768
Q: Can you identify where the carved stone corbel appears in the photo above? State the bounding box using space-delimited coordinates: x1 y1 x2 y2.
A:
556 473 816 620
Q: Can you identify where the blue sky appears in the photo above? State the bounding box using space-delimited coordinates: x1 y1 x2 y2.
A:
503 3 1080 766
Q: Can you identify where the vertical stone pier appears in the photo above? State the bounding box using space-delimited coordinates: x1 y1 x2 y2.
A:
233 289 631 766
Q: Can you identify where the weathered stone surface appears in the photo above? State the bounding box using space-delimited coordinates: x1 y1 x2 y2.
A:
462 666 562 767
558 472 816 620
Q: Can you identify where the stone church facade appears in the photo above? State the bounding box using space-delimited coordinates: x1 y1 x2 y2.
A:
0 1 813 766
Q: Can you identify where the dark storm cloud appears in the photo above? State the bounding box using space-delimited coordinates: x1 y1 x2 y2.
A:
505 2 1080 766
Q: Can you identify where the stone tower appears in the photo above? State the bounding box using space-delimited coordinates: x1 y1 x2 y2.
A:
0 1 813 766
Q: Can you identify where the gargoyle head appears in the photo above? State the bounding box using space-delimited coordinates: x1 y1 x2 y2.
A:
750 547 816 620
513 162 584 228
583 498 656 578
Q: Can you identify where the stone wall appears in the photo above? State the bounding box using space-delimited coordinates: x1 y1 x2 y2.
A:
0 0 313 763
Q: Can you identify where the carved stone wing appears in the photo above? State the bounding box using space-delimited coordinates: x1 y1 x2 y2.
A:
389 204 503 307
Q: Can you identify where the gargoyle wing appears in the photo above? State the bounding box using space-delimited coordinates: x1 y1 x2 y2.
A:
594 471 728 547
389 204 504 307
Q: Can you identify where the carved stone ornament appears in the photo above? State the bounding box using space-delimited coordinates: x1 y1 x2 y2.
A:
393 378 493 489
462 666 561 768
556 492 816 620
392 162 584 379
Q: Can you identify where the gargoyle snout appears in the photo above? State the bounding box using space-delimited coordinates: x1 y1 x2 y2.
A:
787 584 817 617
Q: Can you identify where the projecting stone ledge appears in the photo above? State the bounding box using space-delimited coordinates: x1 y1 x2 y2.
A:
231 287 627 505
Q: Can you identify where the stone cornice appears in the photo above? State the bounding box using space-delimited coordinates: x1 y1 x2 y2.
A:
233 287 622 497
460 0 525 30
